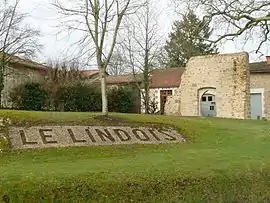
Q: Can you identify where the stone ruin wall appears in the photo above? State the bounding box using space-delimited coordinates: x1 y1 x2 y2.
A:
165 52 250 119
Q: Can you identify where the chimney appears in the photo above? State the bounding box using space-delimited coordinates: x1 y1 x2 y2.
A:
266 56 270 65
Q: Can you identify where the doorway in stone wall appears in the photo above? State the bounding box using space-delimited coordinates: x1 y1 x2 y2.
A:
200 93 217 117
160 90 173 115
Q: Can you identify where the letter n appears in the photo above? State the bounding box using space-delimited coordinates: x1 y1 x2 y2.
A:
95 129 115 142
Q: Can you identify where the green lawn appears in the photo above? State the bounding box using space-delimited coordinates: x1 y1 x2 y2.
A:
1 110 270 202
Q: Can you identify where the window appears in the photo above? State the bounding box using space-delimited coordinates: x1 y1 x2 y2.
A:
202 96 206 102
166 90 173 95
160 90 173 96
208 96 213 101
210 106 214 110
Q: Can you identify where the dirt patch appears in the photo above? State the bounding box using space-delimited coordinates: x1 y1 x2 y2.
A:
94 115 127 124
94 115 174 129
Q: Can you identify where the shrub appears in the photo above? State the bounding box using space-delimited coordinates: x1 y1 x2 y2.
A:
9 81 137 113
108 87 133 113
56 84 102 112
0 117 10 152
56 85 134 113
9 82 48 111
42 60 85 110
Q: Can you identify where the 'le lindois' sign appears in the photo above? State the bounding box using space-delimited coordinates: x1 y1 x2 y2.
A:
9 126 185 149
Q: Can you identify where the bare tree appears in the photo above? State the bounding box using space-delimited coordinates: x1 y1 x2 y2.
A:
0 0 41 106
45 58 83 88
107 48 131 75
53 0 140 115
43 58 84 111
172 0 270 55
120 0 163 114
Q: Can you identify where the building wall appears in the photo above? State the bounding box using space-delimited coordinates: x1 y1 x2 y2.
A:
1 65 45 108
141 87 178 113
250 73 270 118
165 52 250 119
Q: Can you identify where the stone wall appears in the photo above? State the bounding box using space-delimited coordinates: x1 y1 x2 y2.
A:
250 73 270 118
165 52 250 119
1 65 45 108
162 89 181 116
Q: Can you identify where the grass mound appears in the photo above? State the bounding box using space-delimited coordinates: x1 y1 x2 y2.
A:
1 110 270 202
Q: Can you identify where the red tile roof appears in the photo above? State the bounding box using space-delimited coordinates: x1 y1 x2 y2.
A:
249 61 270 73
149 68 185 88
105 68 184 88
80 70 100 77
106 74 142 84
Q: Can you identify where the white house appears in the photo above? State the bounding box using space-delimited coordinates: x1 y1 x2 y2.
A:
140 68 184 114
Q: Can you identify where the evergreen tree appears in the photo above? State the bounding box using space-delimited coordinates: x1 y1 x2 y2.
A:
165 10 218 67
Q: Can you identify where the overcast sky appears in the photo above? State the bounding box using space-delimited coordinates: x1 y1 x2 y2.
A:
17 0 269 66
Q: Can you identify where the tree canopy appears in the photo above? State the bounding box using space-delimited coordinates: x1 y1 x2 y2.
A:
172 0 270 55
165 10 218 67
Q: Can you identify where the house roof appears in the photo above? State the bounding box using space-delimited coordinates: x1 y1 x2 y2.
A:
80 70 100 77
8 55 49 73
249 61 270 73
80 70 113 78
106 68 185 88
149 68 185 88
106 74 143 84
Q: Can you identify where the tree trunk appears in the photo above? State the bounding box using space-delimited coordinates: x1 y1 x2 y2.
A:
0 67 5 108
0 90 2 108
144 75 149 114
100 67 108 115
143 47 150 114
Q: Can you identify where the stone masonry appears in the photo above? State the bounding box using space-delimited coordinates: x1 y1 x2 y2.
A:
165 52 251 119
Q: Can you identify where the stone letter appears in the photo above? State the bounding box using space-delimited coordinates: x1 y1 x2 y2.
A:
68 128 86 143
132 129 150 141
85 128 96 143
148 129 161 141
113 129 131 141
158 130 177 141
39 129 57 144
95 128 115 142
19 130 38 145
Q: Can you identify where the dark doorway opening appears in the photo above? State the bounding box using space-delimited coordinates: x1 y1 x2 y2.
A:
160 90 173 115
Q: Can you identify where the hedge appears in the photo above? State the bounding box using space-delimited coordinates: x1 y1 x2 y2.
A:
56 84 102 112
1 171 270 202
108 87 133 113
9 82 48 111
9 82 136 113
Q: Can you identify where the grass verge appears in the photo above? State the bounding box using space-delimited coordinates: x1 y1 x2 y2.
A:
1 110 270 202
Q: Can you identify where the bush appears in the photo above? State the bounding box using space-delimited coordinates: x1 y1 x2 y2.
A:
56 84 102 112
9 82 48 111
9 81 137 113
56 85 134 113
108 87 133 113
0 135 9 152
